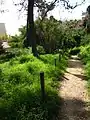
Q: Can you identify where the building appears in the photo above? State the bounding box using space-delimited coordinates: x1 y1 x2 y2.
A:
0 23 10 50
0 23 6 36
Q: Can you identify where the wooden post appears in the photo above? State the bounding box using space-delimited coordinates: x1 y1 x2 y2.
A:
55 58 56 66
40 72 45 101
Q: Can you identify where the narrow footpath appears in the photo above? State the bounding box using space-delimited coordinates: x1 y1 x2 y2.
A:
58 56 90 120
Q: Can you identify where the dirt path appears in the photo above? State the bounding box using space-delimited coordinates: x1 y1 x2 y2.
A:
58 56 90 120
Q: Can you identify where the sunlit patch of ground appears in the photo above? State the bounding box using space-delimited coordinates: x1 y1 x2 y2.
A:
58 56 90 120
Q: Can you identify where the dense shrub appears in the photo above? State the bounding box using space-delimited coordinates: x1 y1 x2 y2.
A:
80 45 90 96
0 53 67 120
69 47 80 55
81 34 90 45
37 45 46 54
0 41 5 54
9 34 24 48
79 45 90 64
0 48 32 63
8 18 84 54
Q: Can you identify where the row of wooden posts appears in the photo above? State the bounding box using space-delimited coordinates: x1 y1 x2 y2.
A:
40 54 62 101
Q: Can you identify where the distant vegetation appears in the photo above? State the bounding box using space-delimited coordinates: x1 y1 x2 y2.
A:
80 44 90 96
0 0 90 119
0 10 90 119
9 18 85 53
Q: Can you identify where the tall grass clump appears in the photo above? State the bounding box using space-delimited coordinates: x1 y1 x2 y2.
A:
0 53 67 120
80 45 90 96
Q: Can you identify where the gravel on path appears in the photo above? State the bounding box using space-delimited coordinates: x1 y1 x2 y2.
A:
58 56 90 120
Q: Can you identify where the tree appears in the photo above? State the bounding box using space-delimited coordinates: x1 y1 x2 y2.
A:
87 5 90 15
27 0 38 56
83 5 90 33
1 0 85 56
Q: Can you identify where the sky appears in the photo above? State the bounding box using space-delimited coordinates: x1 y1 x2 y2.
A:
0 0 89 35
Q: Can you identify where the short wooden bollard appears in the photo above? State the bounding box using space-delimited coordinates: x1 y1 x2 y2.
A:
55 58 56 66
40 72 45 101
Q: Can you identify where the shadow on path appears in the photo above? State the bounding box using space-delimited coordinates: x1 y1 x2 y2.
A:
57 56 90 120
66 71 87 81
68 59 83 68
58 98 90 120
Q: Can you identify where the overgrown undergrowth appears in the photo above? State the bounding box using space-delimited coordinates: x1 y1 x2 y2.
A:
0 52 67 120
80 45 90 96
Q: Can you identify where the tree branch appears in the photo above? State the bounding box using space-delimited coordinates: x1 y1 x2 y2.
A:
60 0 85 9
12 0 85 19
39 0 85 21
40 0 58 21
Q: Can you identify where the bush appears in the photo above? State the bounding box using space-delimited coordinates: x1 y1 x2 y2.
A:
0 41 5 54
80 45 90 97
79 45 90 64
9 35 23 48
0 53 67 120
81 34 90 45
0 48 32 63
37 45 46 54
69 47 80 55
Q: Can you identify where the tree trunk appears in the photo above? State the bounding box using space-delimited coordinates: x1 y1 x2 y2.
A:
27 0 38 56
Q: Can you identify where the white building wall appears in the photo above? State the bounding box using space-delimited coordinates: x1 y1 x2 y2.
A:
0 23 6 36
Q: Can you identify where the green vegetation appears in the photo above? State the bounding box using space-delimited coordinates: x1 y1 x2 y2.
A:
69 47 80 55
0 52 67 120
9 18 84 54
80 44 90 95
0 17 73 120
0 1 90 119
1 7 90 118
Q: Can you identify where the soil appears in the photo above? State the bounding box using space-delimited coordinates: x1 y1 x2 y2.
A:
58 56 90 120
